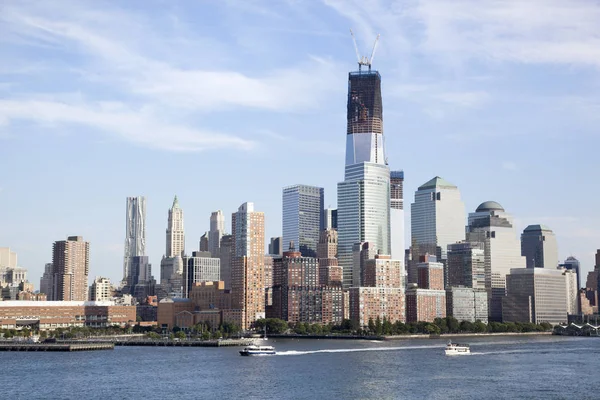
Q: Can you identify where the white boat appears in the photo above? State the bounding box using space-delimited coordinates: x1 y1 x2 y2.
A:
239 344 276 356
445 341 470 356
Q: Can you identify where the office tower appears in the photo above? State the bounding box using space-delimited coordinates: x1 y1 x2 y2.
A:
410 176 465 262
219 234 234 290
264 255 273 307
209 210 225 258
269 245 343 325
90 277 112 301
390 170 405 261
466 201 526 321
52 236 89 301
199 233 209 253
561 256 581 290
317 229 338 259
322 208 338 230
39 263 53 298
0 247 17 268
282 185 324 258
159 255 183 297
558 267 578 315
447 242 486 289
123 196 146 286
521 224 558 269
268 237 283 256
128 256 155 300
183 251 220 298
166 196 185 258
338 65 391 289
446 287 489 323
350 254 405 327
353 242 376 287
503 268 567 325
231 202 265 330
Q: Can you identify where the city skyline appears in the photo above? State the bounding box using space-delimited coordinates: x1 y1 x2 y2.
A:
2 1 600 286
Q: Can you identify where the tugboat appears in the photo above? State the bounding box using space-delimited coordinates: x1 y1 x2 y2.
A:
444 341 470 356
239 344 276 356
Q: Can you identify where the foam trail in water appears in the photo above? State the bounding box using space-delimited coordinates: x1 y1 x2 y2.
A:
276 344 439 356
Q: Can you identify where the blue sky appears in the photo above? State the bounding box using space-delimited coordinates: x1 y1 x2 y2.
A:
1 0 599 286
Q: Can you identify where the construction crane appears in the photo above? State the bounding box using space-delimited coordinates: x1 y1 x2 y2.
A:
350 29 380 71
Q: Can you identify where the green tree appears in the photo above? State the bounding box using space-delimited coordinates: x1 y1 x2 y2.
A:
459 321 474 333
146 332 161 340
368 318 375 334
473 320 487 333
445 316 459 334
174 331 186 340
434 318 448 334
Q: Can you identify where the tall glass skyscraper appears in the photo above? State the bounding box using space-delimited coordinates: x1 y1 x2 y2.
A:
123 196 146 286
282 185 324 258
338 69 391 289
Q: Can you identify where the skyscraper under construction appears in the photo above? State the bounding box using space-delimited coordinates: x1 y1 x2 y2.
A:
338 39 391 289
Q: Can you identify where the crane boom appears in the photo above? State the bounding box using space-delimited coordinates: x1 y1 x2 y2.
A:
350 29 361 64
350 29 380 70
369 34 381 66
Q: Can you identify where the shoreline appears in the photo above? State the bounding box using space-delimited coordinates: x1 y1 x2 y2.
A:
267 332 553 341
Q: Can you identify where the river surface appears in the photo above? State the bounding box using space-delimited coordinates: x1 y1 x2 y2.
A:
2 335 598 399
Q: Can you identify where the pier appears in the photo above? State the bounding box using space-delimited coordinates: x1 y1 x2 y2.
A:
0 342 115 352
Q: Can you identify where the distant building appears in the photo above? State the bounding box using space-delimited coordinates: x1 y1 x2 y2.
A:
268 237 283 256
405 255 446 323
282 185 324 258
447 242 486 289
52 236 89 301
0 247 18 268
0 301 136 330
560 256 581 290
337 68 391 289
39 263 53 298
209 210 226 258
159 256 183 297
127 256 155 301
166 196 185 258
269 246 343 325
406 285 446 323
317 229 338 259
521 224 558 269
466 201 526 322
199 232 209 253
502 268 567 325
446 286 488 323
219 234 234 290
322 208 338 230
390 170 405 261
559 267 578 315
89 277 112 301
410 176 465 264
183 251 220 298
350 255 405 327
231 202 265 330
123 196 146 287
353 242 376 287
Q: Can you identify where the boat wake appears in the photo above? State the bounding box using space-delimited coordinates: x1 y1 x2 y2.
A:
276 344 440 356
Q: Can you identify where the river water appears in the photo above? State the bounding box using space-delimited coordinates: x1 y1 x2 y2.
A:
2 335 598 399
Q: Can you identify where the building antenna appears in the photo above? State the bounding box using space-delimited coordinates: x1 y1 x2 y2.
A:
350 29 380 71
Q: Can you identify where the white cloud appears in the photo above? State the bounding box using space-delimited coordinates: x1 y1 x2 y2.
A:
0 1 343 152
325 0 600 68
0 99 254 152
502 161 518 171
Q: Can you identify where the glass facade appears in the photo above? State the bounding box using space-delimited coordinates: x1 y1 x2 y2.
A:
338 163 390 288
282 185 324 258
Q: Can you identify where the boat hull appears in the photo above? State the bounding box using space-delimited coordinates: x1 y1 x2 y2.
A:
239 350 276 356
